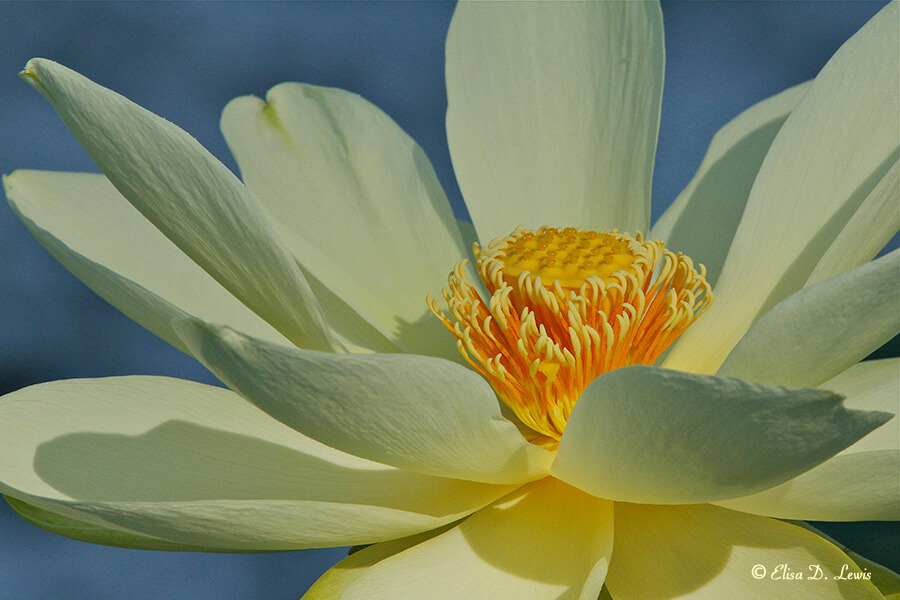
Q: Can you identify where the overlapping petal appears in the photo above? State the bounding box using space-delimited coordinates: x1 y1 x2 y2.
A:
605 503 882 599
4 168 396 355
846 550 900 600
666 2 900 374
3 3 897 598
717 359 899 521
177 320 553 485
797 522 900 598
446 0 663 242
295 265 403 354
304 478 614 600
221 83 466 360
551 365 891 505
304 526 452 598
0 377 515 551
5 496 220 552
805 160 899 286
20 58 339 352
718 251 900 387
650 81 811 288
3 170 290 354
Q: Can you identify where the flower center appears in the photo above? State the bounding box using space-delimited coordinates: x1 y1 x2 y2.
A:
428 226 713 444
497 228 638 289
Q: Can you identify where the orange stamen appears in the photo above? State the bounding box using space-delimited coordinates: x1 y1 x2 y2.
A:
428 226 713 444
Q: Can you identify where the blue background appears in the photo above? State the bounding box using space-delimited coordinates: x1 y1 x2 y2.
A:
0 1 896 598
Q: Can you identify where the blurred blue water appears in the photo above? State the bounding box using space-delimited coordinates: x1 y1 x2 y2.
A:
0 1 895 598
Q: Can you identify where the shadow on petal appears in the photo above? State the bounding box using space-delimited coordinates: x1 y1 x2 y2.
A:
32 421 502 517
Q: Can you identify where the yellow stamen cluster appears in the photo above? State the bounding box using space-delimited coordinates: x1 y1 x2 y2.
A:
428 226 713 443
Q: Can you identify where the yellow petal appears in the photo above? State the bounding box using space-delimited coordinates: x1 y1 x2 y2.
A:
606 503 882 599
790 523 899 600
305 478 614 600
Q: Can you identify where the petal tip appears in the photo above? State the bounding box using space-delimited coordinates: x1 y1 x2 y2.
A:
20 58 56 101
20 57 46 80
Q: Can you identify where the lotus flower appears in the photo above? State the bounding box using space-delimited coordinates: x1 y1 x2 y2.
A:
2 2 898 599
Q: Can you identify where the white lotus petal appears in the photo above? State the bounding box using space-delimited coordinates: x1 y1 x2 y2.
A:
716 359 899 521
5 170 391 355
0 377 514 551
305 478 614 600
823 359 900 453
806 160 899 286
717 250 900 387
221 83 466 360
4 170 290 354
5 496 224 552
446 0 663 243
666 3 899 374
21 58 338 352
177 320 553 485
605 503 882 600
552 365 891 505
298 264 402 354
714 453 898 524
650 82 811 288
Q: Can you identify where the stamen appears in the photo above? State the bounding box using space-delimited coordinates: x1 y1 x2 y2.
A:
428 226 713 443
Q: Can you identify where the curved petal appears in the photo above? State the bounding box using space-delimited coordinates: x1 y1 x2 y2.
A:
304 526 452 599
847 551 900 600
5 496 222 552
176 320 553 485
304 477 614 600
823 359 900 453
298 264 402 355
717 250 900 387
666 3 900 374
21 58 338 352
795 522 900 599
806 160 899 286
650 81 811 289
221 83 466 360
551 365 891 505
605 503 882 600
721 452 898 522
0 377 515 551
3 170 290 354
716 359 899 521
446 0 664 243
